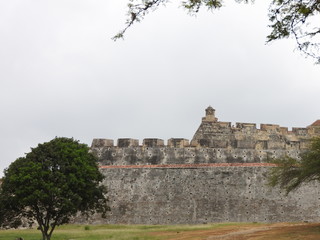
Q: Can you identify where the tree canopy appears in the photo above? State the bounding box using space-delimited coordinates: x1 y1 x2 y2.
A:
114 0 320 64
0 137 109 240
268 137 320 194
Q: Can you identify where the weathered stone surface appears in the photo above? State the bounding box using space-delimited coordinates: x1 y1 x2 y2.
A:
89 107 320 224
167 138 189 148
91 139 114 148
117 138 139 147
143 138 164 147
100 166 320 224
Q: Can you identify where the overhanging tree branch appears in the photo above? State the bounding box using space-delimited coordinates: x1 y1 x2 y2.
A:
114 0 320 64
267 0 320 63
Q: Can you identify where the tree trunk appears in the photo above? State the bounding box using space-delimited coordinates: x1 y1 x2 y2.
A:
41 231 51 240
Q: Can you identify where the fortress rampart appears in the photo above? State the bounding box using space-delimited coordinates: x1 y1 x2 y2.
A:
89 107 320 224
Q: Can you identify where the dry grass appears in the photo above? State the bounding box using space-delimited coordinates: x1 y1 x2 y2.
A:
150 222 320 240
1 222 320 240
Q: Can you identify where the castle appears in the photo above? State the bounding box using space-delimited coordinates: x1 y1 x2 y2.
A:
90 107 320 224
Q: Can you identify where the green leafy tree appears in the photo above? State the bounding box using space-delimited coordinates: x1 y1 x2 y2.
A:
0 137 109 240
268 137 320 194
114 0 320 64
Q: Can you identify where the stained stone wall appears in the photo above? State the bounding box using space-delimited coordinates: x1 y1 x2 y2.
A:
100 166 320 224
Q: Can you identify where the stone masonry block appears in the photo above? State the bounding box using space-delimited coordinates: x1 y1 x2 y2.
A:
91 139 114 148
143 138 164 147
167 138 190 148
117 138 139 147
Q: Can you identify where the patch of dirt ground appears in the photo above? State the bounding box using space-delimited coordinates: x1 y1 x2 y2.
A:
151 223 320 240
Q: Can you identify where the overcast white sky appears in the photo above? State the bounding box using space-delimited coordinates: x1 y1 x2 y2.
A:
0 1 319 176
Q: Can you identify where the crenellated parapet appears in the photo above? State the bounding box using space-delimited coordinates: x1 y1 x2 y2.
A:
91 138 188 148
91 107 319 166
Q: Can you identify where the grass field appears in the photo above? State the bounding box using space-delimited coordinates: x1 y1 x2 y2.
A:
1 222 320 240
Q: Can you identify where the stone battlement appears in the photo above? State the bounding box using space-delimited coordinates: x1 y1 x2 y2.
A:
91 138 188 148
92 107 319 150
91 107 319 166
87 106 320 225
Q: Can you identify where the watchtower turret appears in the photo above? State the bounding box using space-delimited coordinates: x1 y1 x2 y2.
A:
202 106 218 122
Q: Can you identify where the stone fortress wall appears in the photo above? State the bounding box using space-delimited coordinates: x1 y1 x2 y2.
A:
90 107 320 224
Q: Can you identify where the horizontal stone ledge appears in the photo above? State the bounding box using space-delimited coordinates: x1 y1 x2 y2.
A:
99 163 277 169
91 138 191 148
